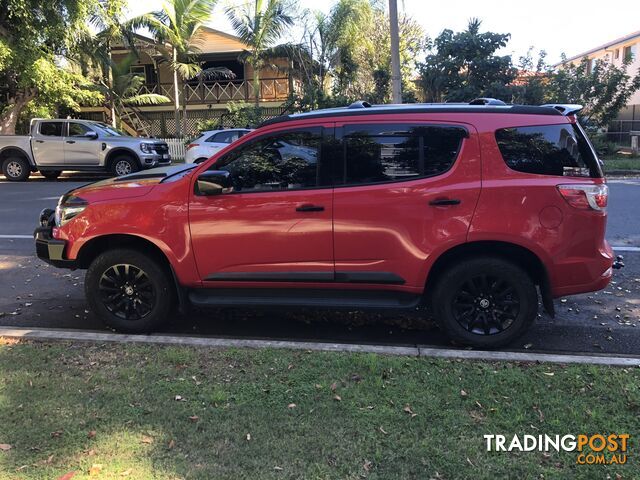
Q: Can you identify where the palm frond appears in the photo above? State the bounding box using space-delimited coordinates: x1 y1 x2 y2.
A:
123 93 171 106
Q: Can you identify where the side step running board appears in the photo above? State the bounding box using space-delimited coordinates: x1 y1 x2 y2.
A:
188 288 422 310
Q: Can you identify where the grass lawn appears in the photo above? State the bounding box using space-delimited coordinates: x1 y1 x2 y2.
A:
601 154 640 173
0 340 638 479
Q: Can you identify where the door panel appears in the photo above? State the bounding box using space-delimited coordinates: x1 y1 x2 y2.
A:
189 125 334 283
64 122 101 165
332 121 482 288
31 121 66 166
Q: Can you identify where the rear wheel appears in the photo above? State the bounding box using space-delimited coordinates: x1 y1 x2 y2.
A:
85 249 175 333
111 155 139 177
41 170 62 180
431 257 538 348
2 156 30 181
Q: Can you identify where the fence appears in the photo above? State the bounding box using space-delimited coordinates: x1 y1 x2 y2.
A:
158 138 187 161
606 120 640 148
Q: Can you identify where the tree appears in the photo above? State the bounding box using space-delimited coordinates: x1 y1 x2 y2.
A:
510 48 550 106
546 56 640 128
419 18 516 103
128 0 222 136
0 0 103 134
225 0 295 105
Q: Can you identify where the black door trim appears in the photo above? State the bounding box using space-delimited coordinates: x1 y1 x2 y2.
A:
335 271 405 285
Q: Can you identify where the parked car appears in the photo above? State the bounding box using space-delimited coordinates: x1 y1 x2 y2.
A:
185 128 251 164
0 119 171 181
35 100 620 348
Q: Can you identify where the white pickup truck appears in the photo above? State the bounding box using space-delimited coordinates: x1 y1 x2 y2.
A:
0 119 171 181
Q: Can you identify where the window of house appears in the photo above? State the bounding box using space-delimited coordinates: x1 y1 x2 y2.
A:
130 65 147 82
337 124 466 186
68 122 93 137
623 44 637 62
614 49 620 60
213 128 323 192
495 124 602 178
39 122 64 137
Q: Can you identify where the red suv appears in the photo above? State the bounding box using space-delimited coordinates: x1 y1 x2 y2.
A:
34 100 615 348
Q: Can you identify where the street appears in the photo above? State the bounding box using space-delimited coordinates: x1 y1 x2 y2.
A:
1 173 639 355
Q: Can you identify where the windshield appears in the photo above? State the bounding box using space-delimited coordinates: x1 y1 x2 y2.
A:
93 122 128 137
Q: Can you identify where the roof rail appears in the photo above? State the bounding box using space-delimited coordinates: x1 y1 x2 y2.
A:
469 98 506 106
541 104 583 116
348 100 372 109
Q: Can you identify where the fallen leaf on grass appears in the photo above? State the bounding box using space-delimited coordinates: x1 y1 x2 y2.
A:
168 440 175 449
189 415 199 422
274 466 283 471
120 468 133 476
287 403 297 409
542 372 554 377
51 430 63 438
330 382 337 391
460 390 468 397
0 444 11 451
379 426 388 435
363 460 372 471
246 433 251 441
333 395 342 402
89 464 103 476
87 431 96 439
141 435 153 444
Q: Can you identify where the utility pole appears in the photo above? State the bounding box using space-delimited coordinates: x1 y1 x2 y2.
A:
388 0 402 103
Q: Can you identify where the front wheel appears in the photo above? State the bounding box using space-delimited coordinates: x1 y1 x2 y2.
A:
85 249 175 333
111 156 139 177
2 156 30 181
431 257 538 349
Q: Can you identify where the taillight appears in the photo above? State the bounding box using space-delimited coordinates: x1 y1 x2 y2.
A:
186 143 199 150
557 184 608 211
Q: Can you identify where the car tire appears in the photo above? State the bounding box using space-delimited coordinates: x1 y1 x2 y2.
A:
431 257 538 349
41 170 62 180
85 249 176 333
2 155 30 182
111 155 139 177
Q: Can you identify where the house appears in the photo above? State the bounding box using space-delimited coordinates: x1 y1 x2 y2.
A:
77 27 302 137
554 30 640 124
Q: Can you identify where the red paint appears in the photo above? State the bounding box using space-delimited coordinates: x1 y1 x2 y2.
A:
51 110 612 300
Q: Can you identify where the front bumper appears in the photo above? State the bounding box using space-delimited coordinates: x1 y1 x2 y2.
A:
141 153 172 169
34 225 76 269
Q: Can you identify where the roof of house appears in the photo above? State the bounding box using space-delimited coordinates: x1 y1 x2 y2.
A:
554 30 640 66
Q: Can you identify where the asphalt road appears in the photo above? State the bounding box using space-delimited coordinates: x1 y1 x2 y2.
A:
1 172 639 355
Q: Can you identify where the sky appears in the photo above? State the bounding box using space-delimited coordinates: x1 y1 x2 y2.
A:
126 0 640 65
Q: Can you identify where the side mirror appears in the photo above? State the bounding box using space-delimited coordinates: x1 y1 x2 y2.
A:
195 170 233 196
84 131 98 139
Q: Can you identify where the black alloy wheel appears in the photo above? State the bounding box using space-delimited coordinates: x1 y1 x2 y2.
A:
98 264 156 321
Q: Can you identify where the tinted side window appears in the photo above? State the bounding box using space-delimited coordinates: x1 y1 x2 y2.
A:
39 122 63 137
68 123 93 137
339 124 466 185
495 124 602 178
211 131 243 144
214 128 322 193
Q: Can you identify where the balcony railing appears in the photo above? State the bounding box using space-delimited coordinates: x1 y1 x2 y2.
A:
138 77 301 104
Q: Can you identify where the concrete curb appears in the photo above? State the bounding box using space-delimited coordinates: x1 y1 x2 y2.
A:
2 326 640 366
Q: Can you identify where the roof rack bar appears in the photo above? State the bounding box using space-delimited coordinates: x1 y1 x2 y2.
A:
541 104 583 116
348 101 372 109
469 98 507 106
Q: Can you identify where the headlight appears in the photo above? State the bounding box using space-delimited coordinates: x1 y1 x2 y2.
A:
140 143 154 154
55 196 88 226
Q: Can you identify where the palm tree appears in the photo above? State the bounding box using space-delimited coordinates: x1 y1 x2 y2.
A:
226 0 294 105
127 0 222 137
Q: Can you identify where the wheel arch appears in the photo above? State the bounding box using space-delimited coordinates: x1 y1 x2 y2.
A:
76 233 186 311
0 146 33 167
425 240 554 315
105 148 141 169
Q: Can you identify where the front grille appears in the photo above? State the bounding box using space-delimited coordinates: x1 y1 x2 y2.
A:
154 144 169 154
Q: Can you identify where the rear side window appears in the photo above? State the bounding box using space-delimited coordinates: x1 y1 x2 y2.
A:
39 122 63 137
338 124 466 185
495 124 603 178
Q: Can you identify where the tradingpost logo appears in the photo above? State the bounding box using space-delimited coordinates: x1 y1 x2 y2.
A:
484 434 630 465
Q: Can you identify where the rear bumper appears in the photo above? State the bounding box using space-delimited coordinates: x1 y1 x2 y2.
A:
34 226 76 269
551 241 614 297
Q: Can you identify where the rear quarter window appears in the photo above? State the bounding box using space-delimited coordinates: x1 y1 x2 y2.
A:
495 124 603 178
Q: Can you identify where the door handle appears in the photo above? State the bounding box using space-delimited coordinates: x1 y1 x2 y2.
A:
66 140 76 144
429 198 461 206
296 204 324 212
35 140 44 143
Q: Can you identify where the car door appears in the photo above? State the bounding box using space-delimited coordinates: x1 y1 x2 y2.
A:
189 125 334 283
332 121 481 289
204 130 240 157
31 121 66 166
64 122 101 165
